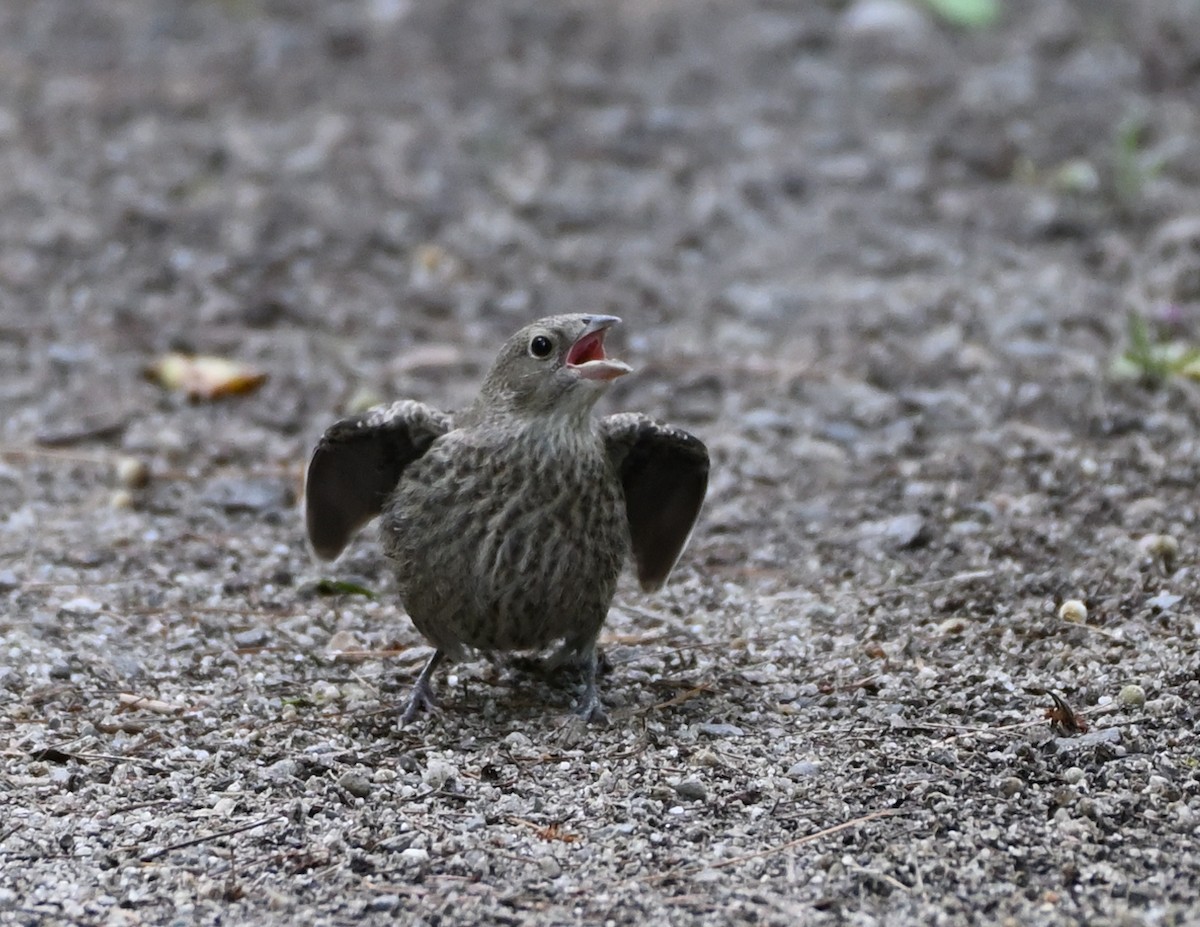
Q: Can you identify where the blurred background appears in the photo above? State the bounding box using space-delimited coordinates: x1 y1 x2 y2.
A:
2 0 1198 440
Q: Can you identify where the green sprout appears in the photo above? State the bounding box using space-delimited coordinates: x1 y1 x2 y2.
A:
1113 116 1163 207
314 578 377 598
918 0 1000 28
1113 312 1200 385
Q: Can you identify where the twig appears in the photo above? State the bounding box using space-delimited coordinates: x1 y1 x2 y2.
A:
893 569 996 589
140 816 284 862
846 859 911 893
612 602 705 640
0 445 112 464
639 809 899 883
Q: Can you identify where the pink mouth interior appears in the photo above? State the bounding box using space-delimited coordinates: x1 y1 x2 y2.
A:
567 331 607 365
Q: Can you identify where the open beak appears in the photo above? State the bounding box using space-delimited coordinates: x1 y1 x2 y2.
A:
566 316 633 382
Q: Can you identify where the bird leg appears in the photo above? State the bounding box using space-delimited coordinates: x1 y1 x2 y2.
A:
571 643 607 724
542 639 611 676
505 639 610 722
401 649 444 724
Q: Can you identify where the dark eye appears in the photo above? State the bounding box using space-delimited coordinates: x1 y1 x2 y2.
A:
529 335 553 358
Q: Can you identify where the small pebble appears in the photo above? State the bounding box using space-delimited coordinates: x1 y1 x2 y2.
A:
673 778 707 802
1000 776 1024 797
698 722 744 738
692 748 724 768
1138 533 1179 565
110 489 135 510
114 455 151 489
263 758 302 782
1058 599 1087 623
422 759 457 789
60 597 102 614
786 761 821 779
310 681 341 703
338 772 372 798
1063 767 1085 785
1145 592 1181 612
1118 684 1146 708
233 627 270 648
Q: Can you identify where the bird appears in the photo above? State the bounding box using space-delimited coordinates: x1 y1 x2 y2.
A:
304 314 708 723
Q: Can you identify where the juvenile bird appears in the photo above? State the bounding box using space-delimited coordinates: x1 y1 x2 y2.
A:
304 315 708 722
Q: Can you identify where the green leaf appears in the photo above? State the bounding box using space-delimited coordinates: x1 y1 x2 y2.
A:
919 0 1000 28
314 578 377 598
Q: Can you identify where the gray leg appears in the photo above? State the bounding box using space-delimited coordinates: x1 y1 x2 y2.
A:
572 643 607 724
543 638 583 672
401 650 444 724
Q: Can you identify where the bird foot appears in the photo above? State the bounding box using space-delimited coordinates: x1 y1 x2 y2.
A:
400 683 438 724
573 695 609 725
554 701 608 749
400 650 444 725
572 657 608 725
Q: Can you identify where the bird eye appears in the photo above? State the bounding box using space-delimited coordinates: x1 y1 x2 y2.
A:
529 335 553 358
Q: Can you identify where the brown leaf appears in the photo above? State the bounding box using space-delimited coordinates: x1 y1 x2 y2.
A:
1044 691 1089 735
146 352 268 401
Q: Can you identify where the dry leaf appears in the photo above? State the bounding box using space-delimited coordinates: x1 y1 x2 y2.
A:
536 823 579 843
147 352 268 401
1044 691 1088 735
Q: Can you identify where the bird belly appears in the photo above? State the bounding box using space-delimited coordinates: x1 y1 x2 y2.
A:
382 436 629 656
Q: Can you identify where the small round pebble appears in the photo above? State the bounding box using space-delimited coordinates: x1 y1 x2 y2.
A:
110 489 135 510
422 759 457 789
786 761 821 779
114 455 151 489
338 772 373 798
1058 599 1087 623
1063 767 1085 785
1118 684 1146 708
1000 776 1024 797
1138 533 1179 562
672 778 707 802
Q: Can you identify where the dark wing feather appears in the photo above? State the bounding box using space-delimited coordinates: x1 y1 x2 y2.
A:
305 400 451 560
602 413 709 591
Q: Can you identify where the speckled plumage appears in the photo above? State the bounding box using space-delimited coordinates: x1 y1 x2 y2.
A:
305 315 709 722
382 415 629 660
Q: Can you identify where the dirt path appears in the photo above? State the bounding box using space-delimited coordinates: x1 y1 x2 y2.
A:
3 1 1200 924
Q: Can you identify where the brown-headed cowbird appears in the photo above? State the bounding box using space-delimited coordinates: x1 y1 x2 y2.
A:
305 315 708 722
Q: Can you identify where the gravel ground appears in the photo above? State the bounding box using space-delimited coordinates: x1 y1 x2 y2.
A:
4 1 1200 924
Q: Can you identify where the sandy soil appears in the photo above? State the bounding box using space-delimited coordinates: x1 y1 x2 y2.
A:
3 1 1200 924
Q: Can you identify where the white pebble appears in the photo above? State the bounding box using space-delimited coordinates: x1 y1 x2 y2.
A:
1058 600 1087 623
114 455 151 489
1118 684 1146 708
422 759 457 789
1138 533 1179 562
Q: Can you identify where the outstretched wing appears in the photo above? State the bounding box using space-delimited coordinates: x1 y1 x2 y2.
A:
305 400 452 560
602 413 709 591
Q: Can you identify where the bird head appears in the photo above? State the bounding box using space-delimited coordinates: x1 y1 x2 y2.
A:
477 314 632 418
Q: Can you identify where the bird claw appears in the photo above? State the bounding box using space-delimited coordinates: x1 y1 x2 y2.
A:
400 685 438 725
573 698 609 725
400 650 444 725
572 672 608 725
